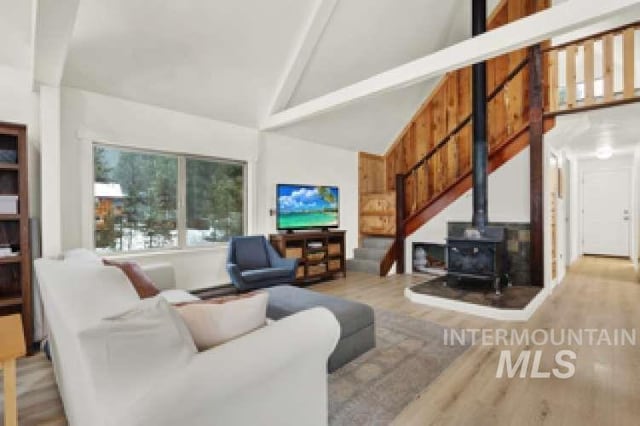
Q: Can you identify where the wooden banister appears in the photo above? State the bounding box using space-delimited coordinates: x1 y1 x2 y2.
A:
546 21 640 115
404 56 530 178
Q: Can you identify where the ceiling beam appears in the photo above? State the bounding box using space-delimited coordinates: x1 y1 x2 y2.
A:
32 0 81 87
264 0 338 117
261 0 640 130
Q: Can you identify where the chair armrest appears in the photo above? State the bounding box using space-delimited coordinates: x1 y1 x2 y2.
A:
267 244 298 271
226 263 244 284
271 256 298 270
120 308 340 426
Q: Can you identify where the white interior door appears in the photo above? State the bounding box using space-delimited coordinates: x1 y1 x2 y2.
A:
582 169 631 256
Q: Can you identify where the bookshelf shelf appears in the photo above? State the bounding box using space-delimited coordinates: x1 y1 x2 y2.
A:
0 122 31 350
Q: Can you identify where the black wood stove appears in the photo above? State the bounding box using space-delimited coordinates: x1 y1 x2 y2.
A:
445 0 508 295
446 227 508 294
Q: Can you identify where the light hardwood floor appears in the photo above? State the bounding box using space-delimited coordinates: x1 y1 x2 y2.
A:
315 256 640 426
2 256 638 425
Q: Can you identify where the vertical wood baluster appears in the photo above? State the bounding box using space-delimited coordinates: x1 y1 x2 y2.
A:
565 45 577 108
623 28 635 99
584 40 595 105
548 50 558 112
603 34 614 101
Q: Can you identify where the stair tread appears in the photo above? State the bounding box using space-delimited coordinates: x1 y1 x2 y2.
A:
354 247 388 261
346 258 380 275
361 237 394 250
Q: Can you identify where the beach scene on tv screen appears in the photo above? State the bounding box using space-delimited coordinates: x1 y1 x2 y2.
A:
278 185 338 229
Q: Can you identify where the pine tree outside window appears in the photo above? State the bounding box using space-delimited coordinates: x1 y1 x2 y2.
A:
93 144 246 253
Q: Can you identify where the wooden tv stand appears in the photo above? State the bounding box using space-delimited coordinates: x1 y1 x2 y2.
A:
269 231 346 283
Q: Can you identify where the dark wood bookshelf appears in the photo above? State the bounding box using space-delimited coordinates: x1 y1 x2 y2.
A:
269 230 346 283
0 163 19 171
0 122 32 349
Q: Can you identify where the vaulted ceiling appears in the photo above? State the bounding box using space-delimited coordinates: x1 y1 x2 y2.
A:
8 0 638 154
60 0 501 153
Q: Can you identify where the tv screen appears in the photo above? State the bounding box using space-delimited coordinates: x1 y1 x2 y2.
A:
277 184 339 230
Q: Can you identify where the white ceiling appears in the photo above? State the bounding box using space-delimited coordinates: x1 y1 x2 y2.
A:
548 103 640 157
62 0 316 128
60 0 496 152
289 0 474 106
42 0 638 155
0 0 32 70
277 78 438 153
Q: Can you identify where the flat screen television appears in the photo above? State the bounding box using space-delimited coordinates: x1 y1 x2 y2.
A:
276 184 339 231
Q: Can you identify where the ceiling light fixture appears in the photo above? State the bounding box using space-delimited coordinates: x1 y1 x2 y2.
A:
595 146 613 160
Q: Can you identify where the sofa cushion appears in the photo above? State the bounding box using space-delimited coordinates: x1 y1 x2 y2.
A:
234 237 270 270
103 259 161 299
241 267 292 283
79 296 197 413
63 248 102 264
266 285 374 338
160 289 200 305
174 291 268 350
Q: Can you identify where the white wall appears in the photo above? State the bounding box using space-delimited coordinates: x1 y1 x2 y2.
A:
566 153 580 265
406 147 531 271
256 132 358 256
58 87 359 289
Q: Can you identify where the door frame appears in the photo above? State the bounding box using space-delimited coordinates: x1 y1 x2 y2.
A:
580 166 632 258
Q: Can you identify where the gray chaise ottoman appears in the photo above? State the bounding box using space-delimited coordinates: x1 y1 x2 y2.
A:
266 285 375 372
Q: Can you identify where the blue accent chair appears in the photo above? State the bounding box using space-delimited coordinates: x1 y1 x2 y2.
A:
227 235 298 291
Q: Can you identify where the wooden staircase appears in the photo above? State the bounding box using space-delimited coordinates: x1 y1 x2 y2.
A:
355 3 640 277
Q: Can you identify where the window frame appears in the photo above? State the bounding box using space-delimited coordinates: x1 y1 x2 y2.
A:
92 142 248 254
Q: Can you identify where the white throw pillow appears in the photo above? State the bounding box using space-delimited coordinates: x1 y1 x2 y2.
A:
79 296 197 413
175 291 268 351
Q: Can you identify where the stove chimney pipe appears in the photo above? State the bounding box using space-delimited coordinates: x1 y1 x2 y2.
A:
471 0 488 233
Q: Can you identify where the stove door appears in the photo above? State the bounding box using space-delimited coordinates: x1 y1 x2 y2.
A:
447 242 497 276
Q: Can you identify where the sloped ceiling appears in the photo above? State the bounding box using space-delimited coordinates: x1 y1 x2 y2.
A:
61 0 499 152
0 0 32 71
288 0 473 106
62 0 317 127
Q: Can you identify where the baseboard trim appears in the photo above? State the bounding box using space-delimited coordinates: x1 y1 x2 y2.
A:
404 286 550 322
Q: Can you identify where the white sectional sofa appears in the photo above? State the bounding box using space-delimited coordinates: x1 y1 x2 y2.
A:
34 252 340 426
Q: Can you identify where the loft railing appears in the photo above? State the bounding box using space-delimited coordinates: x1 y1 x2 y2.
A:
545 21 640 115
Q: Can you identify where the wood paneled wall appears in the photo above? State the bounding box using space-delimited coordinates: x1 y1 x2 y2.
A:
358 0 551 238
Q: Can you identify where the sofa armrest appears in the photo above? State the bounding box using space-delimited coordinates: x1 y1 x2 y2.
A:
120 307 340 426
141 263 176 291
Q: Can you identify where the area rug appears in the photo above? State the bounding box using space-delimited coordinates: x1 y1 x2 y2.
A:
328 309 470 426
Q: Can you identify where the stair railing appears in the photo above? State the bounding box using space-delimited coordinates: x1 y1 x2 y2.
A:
394 49 536 272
